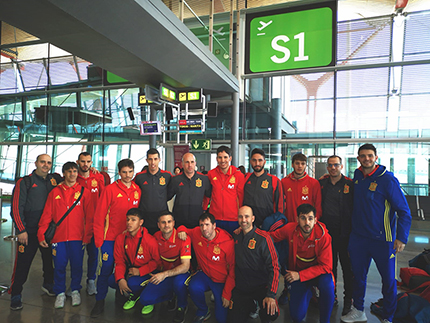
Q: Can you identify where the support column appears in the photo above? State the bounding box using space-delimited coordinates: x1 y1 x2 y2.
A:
231 92 239 166
150 106 157 148
272 98 282 178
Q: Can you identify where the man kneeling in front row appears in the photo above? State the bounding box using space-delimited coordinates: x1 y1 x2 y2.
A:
269 204 335 323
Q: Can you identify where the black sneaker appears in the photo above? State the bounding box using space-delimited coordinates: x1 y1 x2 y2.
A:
192 310 210 323
173 306 187 323
167 295 177 312
10 295 23 311
41 283 55 297
91 299 105 317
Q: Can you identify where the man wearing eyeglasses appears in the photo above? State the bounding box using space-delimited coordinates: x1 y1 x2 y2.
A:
282 153 322 224
318 155 354 315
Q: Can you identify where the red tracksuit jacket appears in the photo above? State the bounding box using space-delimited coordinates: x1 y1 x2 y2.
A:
178 225 235 300
114 227 161 282
93 180 141 248
270 222 332 282
38 182 93 244
153 228 192 271
77 171 105 237
208 165 245 222
282 172 322 223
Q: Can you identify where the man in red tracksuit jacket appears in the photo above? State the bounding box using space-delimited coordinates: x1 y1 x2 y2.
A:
269 203 334 323
38 162 93 309
76 151 105 295
110 208 161 315
91 158 141 317
178 212 235 323
282 153 322 223
208 145 245 235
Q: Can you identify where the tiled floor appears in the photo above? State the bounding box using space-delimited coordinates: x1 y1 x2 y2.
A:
0 200 428 322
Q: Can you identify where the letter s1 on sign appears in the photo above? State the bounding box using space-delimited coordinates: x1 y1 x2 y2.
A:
245 1 336 74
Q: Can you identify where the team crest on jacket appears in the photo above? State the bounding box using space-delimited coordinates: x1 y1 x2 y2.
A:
302 186 309 195
74 191 81 199
19 245 25 253
369 182 378 191
196 178 202 188
213 245 220 255
344 184 349 194
159 176 166 186
261 180 269 189
50 178 57 186
248 238 256 250
92 179 98 187
138 245 143 254
134 191 139 199
52 249 56 256
198 241 203 247
103 252 109 261
229 176 235 184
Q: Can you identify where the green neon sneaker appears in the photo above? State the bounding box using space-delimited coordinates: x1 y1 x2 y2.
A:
141 304 154 315
122 294 140 310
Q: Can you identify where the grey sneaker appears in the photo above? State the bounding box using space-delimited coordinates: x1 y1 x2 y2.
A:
341 306 367 322
87 279 97 295
41 283 55 297
382 320 392 323
71 290 81 306
54 293 66 309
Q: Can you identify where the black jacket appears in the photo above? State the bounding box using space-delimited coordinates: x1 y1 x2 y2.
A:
233 226 280 299
319 174 354 238
11 171 63 234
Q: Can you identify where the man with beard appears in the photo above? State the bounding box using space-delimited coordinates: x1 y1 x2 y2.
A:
167 153 211 229
318 155 354 315
243 148 283 227
228 206 280 323
281 153 321 224
10 154 62 310
269 204 334 323
76 152 105 295
134 148 172 234
341 144 411 323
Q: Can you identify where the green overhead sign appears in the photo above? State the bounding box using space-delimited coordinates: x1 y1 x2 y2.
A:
245 1 336 74
191 139 211 151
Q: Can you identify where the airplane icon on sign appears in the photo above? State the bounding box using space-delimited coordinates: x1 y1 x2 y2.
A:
258 20 273 31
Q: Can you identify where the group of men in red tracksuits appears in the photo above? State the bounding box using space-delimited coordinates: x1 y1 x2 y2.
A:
9 143 411 323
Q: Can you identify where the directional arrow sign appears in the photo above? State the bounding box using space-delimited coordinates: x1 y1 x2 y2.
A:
191 139 212 151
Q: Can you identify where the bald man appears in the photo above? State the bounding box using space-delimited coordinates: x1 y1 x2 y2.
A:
10 154 63 310
167 153 211 228
228 206 280 323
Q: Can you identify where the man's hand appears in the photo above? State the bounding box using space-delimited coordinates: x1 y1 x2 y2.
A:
17 232 28 245
222 297 230 308
393 239 406 254
178 231 187 241
118 279 131 295
128 267 140 276
90 167 100 174
39 240 49 248
149 272 167 285
233 227 242 235
262 297 277 316
284 270 300 283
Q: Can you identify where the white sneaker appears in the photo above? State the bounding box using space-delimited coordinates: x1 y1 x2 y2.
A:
382 320 392 323
71 290 81 306
54 293 66 309
87 280 97 295
341 306 367 322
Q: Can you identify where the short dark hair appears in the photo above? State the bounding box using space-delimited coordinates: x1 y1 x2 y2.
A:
292 153 307 163
147 148 160 158
158 210 175 222
297 203 316 217
358 144 377 155
251 148 265 159
126 208 144 220
217 145 231 157
62 162 78 173
174 166 181 173
199 212 216 224
78 152 91 160
118 159 134 172
327 155 342 164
